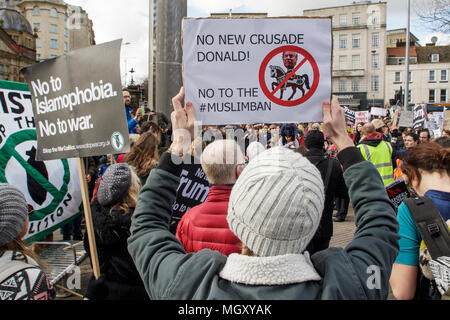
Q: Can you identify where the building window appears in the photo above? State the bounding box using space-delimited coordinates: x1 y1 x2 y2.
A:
36 54 40 62
12 35 19 43
339 79 347 92
64 42 68 52
431 54 439 62
0 64 3 72
33 6 40 15
371 75 379 92
352 34 360 48
441 70 448 81
352 55 360 69
339 55 347 70
339 35 347 49
390 39 396 45
441 89 447 102
36 38 40 48
395 71 401 82
351 78 360 92
33 23 40 31
371 54 379 69
372 33 379 47
50 24 57 33
339 14 347 26
429 70 436 81
352 12 360 25
64 28 68 37
50 39 58 49
409 71 412 82
50 8 58 17
429 89 436 102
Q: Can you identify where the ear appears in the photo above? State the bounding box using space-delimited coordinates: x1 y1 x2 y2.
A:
236 164 244 179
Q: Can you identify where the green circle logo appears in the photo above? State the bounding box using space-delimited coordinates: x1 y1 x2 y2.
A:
111 131 125 152
0 130 70 220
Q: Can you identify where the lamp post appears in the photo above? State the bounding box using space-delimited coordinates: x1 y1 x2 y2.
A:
122 42 131 87
405 0 411 111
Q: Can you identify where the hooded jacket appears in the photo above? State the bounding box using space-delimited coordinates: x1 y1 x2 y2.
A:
127 148 399 300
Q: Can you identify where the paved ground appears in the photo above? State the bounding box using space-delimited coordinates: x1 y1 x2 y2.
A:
52 204 395 300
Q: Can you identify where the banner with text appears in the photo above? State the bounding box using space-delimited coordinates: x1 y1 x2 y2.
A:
413 104 427 132
355 111 370 124
182 18 332 125
0 80 83 243
21 40 129 161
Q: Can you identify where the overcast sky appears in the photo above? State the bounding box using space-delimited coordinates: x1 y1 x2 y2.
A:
65 0 449 85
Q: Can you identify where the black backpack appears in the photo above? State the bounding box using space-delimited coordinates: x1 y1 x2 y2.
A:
403 196 450 299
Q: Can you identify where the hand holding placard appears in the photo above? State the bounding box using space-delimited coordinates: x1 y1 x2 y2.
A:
322 96 354 152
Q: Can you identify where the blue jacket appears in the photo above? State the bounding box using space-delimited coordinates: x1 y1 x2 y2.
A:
125 105 137 134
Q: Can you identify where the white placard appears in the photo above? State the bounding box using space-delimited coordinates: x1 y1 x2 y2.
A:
182 18 332 125
370 107 387 117
355 111 370 124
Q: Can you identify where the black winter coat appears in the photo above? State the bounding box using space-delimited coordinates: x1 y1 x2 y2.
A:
305 148 349 239
83 200 149 300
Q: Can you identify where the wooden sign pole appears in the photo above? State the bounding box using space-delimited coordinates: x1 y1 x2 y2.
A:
76 157 100 280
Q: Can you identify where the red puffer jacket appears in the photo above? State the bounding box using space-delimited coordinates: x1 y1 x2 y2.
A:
175 185 241 256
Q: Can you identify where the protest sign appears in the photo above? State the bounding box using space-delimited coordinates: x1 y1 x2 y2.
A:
343 106 356 124
21 39 129 161
398 110 413 128
0 80 82 243
355 111 370 124
427 112 445 138
413 104 426 132
370 107 387 117
182 17 332 125
386 178 410 211
169 158 210 234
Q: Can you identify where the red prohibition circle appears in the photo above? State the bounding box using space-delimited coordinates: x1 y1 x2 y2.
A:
259 45 320 107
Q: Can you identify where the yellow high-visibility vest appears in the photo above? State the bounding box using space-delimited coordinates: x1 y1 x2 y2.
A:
358 141 394 186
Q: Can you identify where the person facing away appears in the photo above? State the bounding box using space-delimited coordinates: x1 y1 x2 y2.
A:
303 130 349 253
175 140 244 256
357 123 394 186
0 183 55 300
389 142 450 300
123 132 160 185
83 163 149 300
126 89 399 300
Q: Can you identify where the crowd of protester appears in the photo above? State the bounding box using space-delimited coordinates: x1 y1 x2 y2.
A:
1 87 449 300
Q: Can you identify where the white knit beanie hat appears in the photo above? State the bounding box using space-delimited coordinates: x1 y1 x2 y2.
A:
227 147 325 257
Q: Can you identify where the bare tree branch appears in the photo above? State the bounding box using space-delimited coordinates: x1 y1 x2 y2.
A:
413 0 450 33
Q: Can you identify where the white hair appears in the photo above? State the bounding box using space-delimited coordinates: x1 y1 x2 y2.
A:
201 140 245 185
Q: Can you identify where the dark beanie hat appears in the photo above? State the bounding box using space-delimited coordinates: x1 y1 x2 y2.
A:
97 163 131 207
305 130 325 149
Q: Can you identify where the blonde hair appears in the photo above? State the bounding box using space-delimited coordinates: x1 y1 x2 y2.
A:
114 167 141 215
0 239 43 267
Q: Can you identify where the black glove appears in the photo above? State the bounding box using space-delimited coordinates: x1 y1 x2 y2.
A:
84 274 109 300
